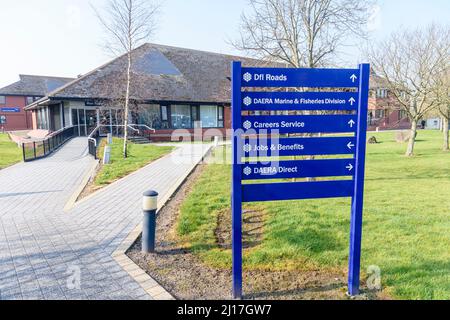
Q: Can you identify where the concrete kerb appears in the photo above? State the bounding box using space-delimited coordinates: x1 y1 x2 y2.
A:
70 146 182 209
63 159 99 212
112 144 213 300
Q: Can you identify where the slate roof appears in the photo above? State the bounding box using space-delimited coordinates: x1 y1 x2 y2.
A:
26 43 279 109
0 75 75 96
22 43 386 110
369 69 390 89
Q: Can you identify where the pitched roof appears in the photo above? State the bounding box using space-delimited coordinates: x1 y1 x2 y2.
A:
0 75 75 96
369 70 390 89
27 43 278 108
24 43 386 109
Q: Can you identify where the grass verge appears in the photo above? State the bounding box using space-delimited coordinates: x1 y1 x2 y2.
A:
176 130 450 300
94 137 174 186
0 133 22 169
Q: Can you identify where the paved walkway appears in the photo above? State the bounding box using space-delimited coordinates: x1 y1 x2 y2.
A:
0 138 209 300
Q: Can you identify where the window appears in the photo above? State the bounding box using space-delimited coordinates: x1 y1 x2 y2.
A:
79 109 86 125
399 110 407 119
0 96 5 104
171 105 191 129
138 104 162 129
218 106 224 127
200 105 218 128
71 109 79 125
191 106 201 128
375 109 385 118
161 105 168 121
37 108 48 129
26 97 34 105
376 89 388 98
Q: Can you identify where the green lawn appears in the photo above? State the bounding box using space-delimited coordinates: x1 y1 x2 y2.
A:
0 133 22 169
94 138 174 186
177 130 450 300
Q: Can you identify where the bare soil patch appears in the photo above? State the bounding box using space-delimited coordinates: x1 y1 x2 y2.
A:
127 162 388 300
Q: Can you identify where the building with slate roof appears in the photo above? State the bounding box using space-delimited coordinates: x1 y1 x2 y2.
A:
0 75 74 131
25 43 272 140
22 43 408 139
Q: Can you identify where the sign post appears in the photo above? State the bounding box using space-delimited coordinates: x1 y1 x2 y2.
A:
231 62 370 299
231 61 243 299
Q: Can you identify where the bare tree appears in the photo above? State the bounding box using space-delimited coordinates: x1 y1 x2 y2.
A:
93 0 159 158
434 69 450 151
431 26 450 151
232 0 373 182
232 0 374 68
368 25 449 156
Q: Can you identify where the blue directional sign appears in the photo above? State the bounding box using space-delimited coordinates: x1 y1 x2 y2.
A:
242 159 355 180
242 180 354 202
231 61 370 299
242 92 358 111
1 107 20 113
241 67 360 87
241 137 356 157
241 114 357 134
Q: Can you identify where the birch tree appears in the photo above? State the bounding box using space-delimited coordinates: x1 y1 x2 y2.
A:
368 25 449 156
93 0 159 158
232 0 374 68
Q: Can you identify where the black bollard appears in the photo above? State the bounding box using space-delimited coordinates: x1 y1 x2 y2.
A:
142 190 158 253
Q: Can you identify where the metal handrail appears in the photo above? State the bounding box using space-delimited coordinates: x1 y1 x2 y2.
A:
128 124 156 133
86 124 154 159
22 126 76 162
87 125 101 147
48 125 74 138
87 124 142 147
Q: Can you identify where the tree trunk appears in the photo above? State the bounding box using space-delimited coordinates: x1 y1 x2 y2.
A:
443 117 449 151
405 120 418 157
123 51 131 158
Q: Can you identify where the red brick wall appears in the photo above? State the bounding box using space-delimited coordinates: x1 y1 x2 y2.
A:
0 96 33 131
368 93 411 130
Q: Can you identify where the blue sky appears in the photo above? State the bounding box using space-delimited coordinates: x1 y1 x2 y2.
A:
0 0 449 87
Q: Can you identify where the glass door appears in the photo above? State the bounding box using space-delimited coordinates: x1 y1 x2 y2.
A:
79 109 86 136
86 110 98 136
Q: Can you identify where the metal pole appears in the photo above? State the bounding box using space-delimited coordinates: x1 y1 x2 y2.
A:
348 63 370 296
231 61 243 299
103 145 111 164
142 190 158 253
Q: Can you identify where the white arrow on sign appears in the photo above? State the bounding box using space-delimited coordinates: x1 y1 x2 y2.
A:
349 97 356 106
347 142 355 150
348 119 356 128
346 163 354 171
350 74 358 83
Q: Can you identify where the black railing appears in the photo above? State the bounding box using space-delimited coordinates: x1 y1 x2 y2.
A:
22 126 75 162
88 126 100 159
86 124 155 159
